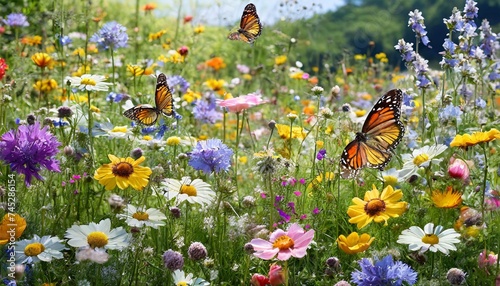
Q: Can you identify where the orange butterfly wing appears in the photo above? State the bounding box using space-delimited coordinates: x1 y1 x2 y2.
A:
123 105 159 126
340 89 405 179
228 3 262 44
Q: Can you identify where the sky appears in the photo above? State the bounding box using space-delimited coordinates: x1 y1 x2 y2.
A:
157 0 346 27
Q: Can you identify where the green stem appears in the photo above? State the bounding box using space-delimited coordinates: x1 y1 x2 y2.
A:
111 47 116 89
481 143 488 220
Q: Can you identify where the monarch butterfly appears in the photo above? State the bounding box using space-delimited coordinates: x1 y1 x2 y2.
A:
340 89 405 179
123 73 174 126
227 3 262 44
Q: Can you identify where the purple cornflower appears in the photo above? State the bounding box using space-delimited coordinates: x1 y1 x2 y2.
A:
277 208 291 222
90 21 128 50
0 122 61 186
394 39 415 63
167 75 190 94
479 19 499 58
192 93 223 124
408 9 430 47
3 13 29 27
188 139 233 174
316 149 327 160
351 255 418 286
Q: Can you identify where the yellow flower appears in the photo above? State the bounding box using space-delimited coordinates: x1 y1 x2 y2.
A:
0 214 27 245
21 35 42 46
127 64 144 77
375 52 387 60
158 50 184 64
275 55 287 66
431 186 462 208
90 105 100 113
31 53 54 68
238 156 248 164
72 65 91 77
148 29 167 41
316 140 324 149
94 154 152 191
33 79 58 93
450 128 500 147
166 136 181 146
307 172 335 192
72 48 85 57
347 184 407 229
204 79 226 93
205 57 226 71
194 25 205 34
354 54 366 61
182 89 201 103
275 124 306 140
337 232 375 254
355 110 367 117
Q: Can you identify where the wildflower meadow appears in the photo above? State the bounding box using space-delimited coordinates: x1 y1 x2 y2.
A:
1 0 500 285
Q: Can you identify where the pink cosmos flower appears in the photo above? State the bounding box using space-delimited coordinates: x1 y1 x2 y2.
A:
448 157 470 181
249 223 315 261
218 93 266 113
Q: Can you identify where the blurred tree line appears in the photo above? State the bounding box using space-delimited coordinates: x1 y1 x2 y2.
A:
274 0 500 72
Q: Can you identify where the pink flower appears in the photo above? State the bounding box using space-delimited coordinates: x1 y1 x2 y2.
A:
249 223 314 261
448 157 470 181
478 250 497 269
250 273 269 286
218 94 266 113
268 264 285 285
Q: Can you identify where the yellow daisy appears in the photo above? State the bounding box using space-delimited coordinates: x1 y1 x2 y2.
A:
275 124 307 140
431 186 462 208
450 128 500 148
337 232 375 254
0 214 27 245
94 154 152 191
347 184 407 229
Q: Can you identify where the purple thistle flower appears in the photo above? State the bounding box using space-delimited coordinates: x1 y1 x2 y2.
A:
162 249 184 271
167 75 190 94
351 255 417 286
0 122 61 186
192 93 223 124
188 139 233 174
90 21 128 50
3 13 29 27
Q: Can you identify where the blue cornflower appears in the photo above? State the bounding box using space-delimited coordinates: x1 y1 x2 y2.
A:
106 92 125 102
463 0 478 23
90 21 128 50
408 9 430 47
188 139 233 174
351 255 418 286
59 35 72 46
475 98 487 109
3 13 29 27
316 149 327 160
479 19 499 58
394 39 415 63
438 104 463 124
192 93 223 124
167 75 190 94
0 122 61 186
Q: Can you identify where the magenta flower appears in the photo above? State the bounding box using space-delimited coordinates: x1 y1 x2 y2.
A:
448 157 470 181
218 93 266 113
249 223 314 261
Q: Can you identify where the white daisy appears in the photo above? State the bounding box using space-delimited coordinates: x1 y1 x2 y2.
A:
398 144 448 180
65 74 113 92
65 218 130 250
162 176 215 207
117 204 167 229
172 270 210 286
15 235 65 263
397 222 461 255
378 168 404 186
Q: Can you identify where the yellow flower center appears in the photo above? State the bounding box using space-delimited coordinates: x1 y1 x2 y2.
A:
421 233 439 245
132 211 149 221
413 153 429 166
180 184 197 196
383 175 398 186
111 126 128 133
176 282 188 286
272 235 295 250
24 242 45 256
364 199 386 216
112 162 134 178
87 231 109 248
81 78 97 86
166 136 181 146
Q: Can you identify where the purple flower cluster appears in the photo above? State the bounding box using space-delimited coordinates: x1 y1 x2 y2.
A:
351 255 417 286
408 9 430 47
90 21 128 50
3 13 29 27
0 122 61 186
167 75 190 94
188 138 233 174
192 92 223 124
316 149 327 160
395 39 431 89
